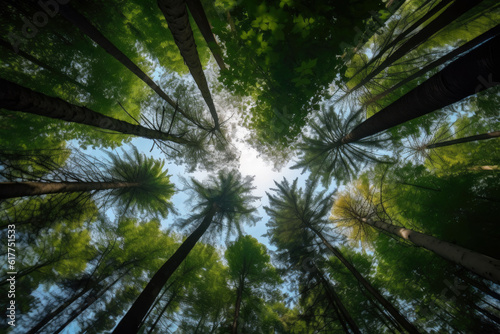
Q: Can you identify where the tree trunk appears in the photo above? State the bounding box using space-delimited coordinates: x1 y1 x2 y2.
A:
458 273 500 303
146 290 178 334
349 0 484 92
158 0 220 130
231 281 244 334
52 272 126 334
26 288 89 334
362 218 500 284
0 38 86 90
0 181 140 199
307 225 421 334
0 79 189 144
112 205 218 334
426 131 500 149
186 0 226 70
350 0 453 82
57 4 181 114
341 34 500 144
365 24 500 106
316 267 361 334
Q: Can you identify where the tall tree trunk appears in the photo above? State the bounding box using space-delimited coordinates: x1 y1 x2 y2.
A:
365 24 500 106
341 34 500 144
350 0 453 82
112 204 218 334
0 38 86 90
458 273 500 303
472 303 500 326
360 218 500 284
56 4 195 120
146 290 179 334
231 281 244 334
186 0 226 70
426 131 500 149
0 79 189 144
52 272 126 334
316 267 361 334
26 288 90 334
158 0 220 130
307 225 421 334
0 181 140 199
349 0 484 93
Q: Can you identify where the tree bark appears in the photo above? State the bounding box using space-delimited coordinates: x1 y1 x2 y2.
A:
341 34 500 144
158 0 220 130
361 218 500 284
231 280 244 334
426 131 500 149
0 181 140 199
365 24 500 106
307 225 421 334
349 0 484 92
0 79 189 144
112 205 218 334
186 0 226 70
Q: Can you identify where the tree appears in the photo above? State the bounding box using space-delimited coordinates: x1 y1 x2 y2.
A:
113 170 258 333
158 0 220 130
56 2 208 130
0 79 191 144
186 0 226 70
347 0 485 93
225 235 281 333
265 178 421 334
0 147 175 219
364 23 500 107
295 35 500 185
331 180 500 284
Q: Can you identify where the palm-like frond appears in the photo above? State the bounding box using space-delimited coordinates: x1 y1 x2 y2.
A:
330 180 378 247
292 106 391 186
179 170 260 240
106 146 175 219
264 178 336 269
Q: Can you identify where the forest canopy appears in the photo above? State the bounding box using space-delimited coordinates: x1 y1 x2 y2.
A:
1 0 499 333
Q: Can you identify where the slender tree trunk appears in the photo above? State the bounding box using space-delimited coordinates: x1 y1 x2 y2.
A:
231 281 244 334
341 35 500 144
0 79 189 144
0 181 140 200
350 0 453 82
112 205 218 334
361 218 500 284
426 131 500 149
472 303 500 326
186 0 226 70
158 0 220 130
26 288 89 334
0 38 86 90
349 0 484 92
307 225 421 334
146 290 178 334
53 273 126 334
57 4 184 116
365 24 500 106
316 267 361 334
459 274 500 302
469 165 499 171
